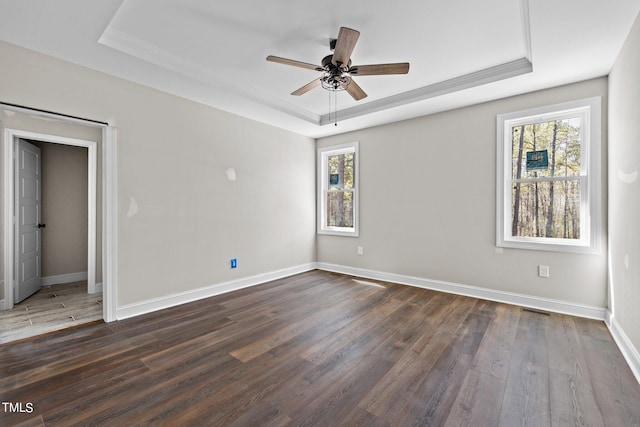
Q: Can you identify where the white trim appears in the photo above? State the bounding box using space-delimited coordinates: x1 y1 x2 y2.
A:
606 312 640 385
99 24 532 128
116 263 317 320
520 0 533 62
316 262 607 320
0 103 107 128
319 2 534 125
102 126 117 322
0 280 4 310
3 129 97 308
2 131 12 308
42 272 88 287
496 96 602 254
98 27 319 125
317 142 360 237
87 141 98 294
1 106 116 323
319 58 532 126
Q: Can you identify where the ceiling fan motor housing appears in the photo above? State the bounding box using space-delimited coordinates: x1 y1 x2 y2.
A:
320 55 351 89
321 55 351 72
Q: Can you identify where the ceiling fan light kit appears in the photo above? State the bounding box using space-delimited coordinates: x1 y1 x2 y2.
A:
266 27 410 102
319 54 352 93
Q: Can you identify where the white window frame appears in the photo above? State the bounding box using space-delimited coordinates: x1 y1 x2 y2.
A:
318 141 359 237
496 97 601 253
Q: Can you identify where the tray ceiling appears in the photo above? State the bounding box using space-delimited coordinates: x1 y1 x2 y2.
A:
0 0 638 137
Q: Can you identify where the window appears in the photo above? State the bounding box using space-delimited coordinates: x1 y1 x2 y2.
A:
496 97 601 253
318 142 359 236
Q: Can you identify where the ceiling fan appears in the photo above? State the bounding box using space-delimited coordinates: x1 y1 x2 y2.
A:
266 27 409 101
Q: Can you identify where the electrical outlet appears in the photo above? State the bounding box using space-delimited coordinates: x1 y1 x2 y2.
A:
357 246 363 255
538 265 550 278
230 258 238 269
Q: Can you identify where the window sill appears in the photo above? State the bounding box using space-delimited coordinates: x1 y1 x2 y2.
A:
497 238 600 254
318 228 359 237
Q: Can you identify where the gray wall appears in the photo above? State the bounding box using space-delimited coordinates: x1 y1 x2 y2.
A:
317 78 608 308
0 40 316 307
609 13 640 362
39 142 89 277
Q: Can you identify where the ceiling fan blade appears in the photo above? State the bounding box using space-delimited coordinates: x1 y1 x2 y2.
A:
332 27 360 66
291 77 322 96
266 55 323 71
343 79 367 101
350 62 410 76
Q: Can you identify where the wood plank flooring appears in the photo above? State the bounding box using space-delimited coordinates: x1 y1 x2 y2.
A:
0 281 103 344
1 270 639 426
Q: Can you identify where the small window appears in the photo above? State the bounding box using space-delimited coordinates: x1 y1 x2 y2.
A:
496 97 601 253
318 142 359 236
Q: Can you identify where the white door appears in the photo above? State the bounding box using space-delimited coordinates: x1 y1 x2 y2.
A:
15 139 43 303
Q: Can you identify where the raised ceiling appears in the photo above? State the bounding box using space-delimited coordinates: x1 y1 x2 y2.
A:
0 0 638 137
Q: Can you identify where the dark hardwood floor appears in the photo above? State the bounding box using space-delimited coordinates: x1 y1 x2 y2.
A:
1 270 639 426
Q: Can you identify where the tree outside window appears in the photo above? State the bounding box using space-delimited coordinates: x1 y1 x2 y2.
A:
327 152 355 228
511 117 582 239
497 98 601 253
318 142 359 236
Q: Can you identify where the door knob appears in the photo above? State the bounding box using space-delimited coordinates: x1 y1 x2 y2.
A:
37 223 46 228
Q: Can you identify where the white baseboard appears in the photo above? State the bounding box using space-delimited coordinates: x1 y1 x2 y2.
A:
92 282 103 294
606 312 640 385
116 263 317 320
316 263 607 320
42 272 88 286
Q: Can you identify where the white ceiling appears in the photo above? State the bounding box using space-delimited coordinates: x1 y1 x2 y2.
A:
0 0 638 138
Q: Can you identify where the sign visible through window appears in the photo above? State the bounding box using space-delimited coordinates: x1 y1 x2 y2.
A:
497 97 601 253
318 142 359 236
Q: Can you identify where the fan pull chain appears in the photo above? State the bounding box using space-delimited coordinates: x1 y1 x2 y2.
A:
327 90 340 126
328 90 338 126
335 90 338 126
329 90 332 126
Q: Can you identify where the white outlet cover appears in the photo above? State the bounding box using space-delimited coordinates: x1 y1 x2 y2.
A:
538 265 550 278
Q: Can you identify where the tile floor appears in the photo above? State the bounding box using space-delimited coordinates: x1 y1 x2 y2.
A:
0 281 103 344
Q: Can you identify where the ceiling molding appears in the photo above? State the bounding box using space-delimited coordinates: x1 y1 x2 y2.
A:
98 3 534 129
2 0 638 137
101 24 532 128
320 0 534 126
520 0 533 61
98 26 321 124
319 58 533 126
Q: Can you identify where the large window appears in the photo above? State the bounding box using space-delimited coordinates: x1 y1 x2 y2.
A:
318 142 359 236
497 97 601 253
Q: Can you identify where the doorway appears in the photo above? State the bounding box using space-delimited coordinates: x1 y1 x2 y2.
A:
2 105 117 329
20 139 96 299
4 129 104 342
7 130 97 300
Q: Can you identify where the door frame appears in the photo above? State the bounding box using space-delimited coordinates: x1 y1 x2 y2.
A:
5 130 96 304
2 109 117 322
